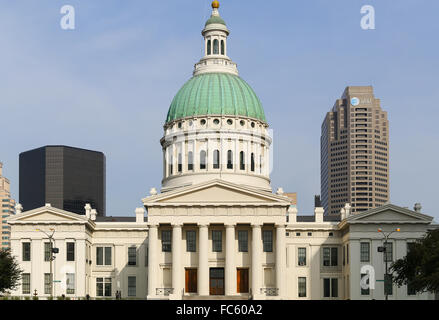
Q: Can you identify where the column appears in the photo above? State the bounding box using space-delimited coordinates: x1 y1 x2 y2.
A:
198 224 209 296
147 224 158 298
251 224 262 297
275 224 286 298
172 224 183 299
225 224 236 296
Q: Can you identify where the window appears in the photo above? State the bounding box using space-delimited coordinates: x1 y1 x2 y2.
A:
188 151 194 171
96 278 112 297
213 150 220 169
207 40 211 55
66 242 75 261
360 242 370 262
169 155 173 175
128 276 136 297
66 273 75 294
238 230 248 252
200 151 206 170
407 281 416 296
384 242 393 262
162 230 172 252
44 273 52 294
213 39 219 54
128 246 137 266
178 153 182 173
263 230 273 252
298 248 306 266
323 278 338 298
361 273 370 295
96 246 112 266
186 231 196 252
323 247 338 266
212 230 222 252
346 244 349 264
22 242 31 261
298 277 306 297
221 40 225 55
22 273 30 294
44 242 51 262
240 151 245 170
251 153 255 172
227 150 233 169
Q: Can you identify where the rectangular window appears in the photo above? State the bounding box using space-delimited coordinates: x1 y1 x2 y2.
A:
96 247 112 266
323 248 330 266
361 273 370 295
212 230 222 252
263 230 273 252
66 242 75 261
44 242 51 262
22 242 31 261
128 276 136 297
360 242 370 262
407 281 416 296
162 230 172 252
128 246 137 266
186 231 196 252
96 277 112 297
22 273 30 294
331 278 338 298
323 278 330 297
331 247 338 266
66 273 75 294
298 248 306 266
323 247 338 266
44 273 52 295
298 277 306 297
384 242 393 262
105 247 112 265
238 230 248 252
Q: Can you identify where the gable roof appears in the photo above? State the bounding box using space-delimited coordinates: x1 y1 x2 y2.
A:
7 205 91 225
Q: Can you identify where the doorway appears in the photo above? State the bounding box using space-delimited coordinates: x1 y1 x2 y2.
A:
237 268 249 293
209 268 225 295
185 268 197 293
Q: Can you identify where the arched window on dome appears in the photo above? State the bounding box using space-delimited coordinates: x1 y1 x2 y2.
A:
251 153 255 172
213 39 219 54
188 151 194 171
200 150 207 170
240 151 245 170
178 153 182 173
169 155 173 175
213 150 220 169
207 40 211 55
221 40 225 55
227 150 233 169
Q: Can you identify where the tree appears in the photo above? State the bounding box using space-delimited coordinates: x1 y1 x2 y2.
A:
391 229 439 293
0 248 22 294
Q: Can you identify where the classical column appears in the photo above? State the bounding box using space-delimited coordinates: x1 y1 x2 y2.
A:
172 224 183 298
225 224 236 296
198 224 209 296
275 224 286 298
147 224 158 298
251 224 262 297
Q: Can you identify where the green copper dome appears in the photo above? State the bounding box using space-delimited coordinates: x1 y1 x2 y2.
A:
205 15 226 26
166 73 266 123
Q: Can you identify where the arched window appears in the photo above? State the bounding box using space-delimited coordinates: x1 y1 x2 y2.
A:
169 155 173 175
188 151 194 171
213 150 220 169
240 151 245 170
213 39 219 54
227 150 233 169
260 155 263 173
207 40 211 55
251 153 255 172
221 40 225 55
200 150 207 170
178 153 182 173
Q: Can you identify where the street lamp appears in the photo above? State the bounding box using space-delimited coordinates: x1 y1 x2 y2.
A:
36 228 58 297
377 227 400 300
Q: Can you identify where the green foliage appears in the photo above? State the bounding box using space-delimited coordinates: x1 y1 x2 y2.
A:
1 296 9 300
12 296 20 300
0 249 23 294
32 296 39 300
47 296 54 300
65 297 70 300
391 229 439 293
24 296 30 300
57 296 64 300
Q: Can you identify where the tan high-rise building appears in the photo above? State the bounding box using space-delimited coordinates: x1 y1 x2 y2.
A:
1 162 16 250
321 86 389 215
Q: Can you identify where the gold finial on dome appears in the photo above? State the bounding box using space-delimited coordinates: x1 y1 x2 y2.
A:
212 1 220 9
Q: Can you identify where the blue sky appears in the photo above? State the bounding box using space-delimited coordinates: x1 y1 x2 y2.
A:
1 0 438 220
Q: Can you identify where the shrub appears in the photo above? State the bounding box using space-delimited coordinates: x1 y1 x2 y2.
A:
1 296 9 300
57 296 64 300
32 296 39 300
24 296 31 300
47 296 54 300
12 296 20 300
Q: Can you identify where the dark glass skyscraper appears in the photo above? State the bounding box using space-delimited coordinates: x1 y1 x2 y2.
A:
19 146 106 216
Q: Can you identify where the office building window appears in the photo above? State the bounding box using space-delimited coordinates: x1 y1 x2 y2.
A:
128 276 136 297
66 273 75 294
238 230 248 252
22 242 31 261
96 246 112 266
162 230 172 252
128 246 137 266
22 273 30 294
323 247 338 266
96 278 112 297
298 277 306 297
298 248 306 266
324 278 338 298
66 242 75 261
361 273 370 295
360 242 370 262
44 273 52 294
186 231 196 252
212 230 222 252
263 230 273 252
384 242 393 262
44 242 51 262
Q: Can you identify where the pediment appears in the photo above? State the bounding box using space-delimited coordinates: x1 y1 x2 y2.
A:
347 204 433 224
9 206 88 223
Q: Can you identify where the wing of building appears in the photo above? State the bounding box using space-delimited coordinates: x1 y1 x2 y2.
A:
7 1 438 300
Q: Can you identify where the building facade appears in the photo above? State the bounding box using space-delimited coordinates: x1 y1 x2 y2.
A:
19 145 106 216
321 86 389 215
6 1 437 300
1 162 16 250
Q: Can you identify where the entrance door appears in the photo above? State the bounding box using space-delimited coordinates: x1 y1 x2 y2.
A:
185 268 197 293
209 268 225 295
237 268 249 293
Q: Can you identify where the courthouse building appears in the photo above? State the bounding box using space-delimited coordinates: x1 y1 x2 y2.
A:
7 1 438 300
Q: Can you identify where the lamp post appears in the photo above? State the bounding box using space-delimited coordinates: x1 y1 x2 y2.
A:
36 228 57 297
377 227 400 300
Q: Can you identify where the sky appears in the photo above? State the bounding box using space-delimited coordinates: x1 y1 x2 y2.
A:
1 0 438 220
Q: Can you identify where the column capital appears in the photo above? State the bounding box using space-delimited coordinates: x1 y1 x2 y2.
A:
225 223 236 228
172 223 183 228
148 223 159 228
198 223 209 228
251 223 262 228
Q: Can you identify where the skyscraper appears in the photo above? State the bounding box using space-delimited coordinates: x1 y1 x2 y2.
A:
0 162 16 249
19 146 106 216
321 86 389 215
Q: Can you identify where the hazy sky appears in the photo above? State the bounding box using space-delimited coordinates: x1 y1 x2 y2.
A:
1 0 438 221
